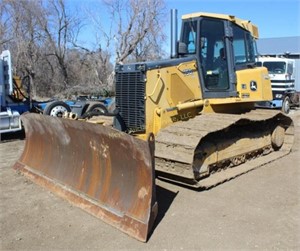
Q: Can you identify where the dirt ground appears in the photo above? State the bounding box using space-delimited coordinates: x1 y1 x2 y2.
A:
1 110 299 251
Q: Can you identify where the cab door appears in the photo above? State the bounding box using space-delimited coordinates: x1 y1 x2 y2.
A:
199 18 237 98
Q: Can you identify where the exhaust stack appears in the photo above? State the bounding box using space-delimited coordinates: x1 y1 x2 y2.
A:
170 9 178 58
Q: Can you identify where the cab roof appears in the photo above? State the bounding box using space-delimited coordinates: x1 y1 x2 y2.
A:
182 12 259 39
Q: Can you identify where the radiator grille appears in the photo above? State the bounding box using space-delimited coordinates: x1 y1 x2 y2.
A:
115 70 146 133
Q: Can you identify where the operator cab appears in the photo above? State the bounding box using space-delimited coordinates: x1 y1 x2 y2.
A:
178 13 258 98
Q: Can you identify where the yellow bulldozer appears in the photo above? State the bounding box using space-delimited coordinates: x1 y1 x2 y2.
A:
14 10 294 242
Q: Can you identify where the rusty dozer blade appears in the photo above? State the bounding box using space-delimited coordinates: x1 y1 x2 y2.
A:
13 113 157 242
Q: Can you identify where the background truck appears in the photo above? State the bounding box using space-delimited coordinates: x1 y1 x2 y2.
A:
0 50 39 134
256 56 299 113
1 50 113 135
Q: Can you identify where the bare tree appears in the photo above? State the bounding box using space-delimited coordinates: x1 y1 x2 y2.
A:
1 0 167 98
1 0 46 97
101 0 167 64
84 0 166 91
0 0 13 48
37 0 83 93
64 48 113 96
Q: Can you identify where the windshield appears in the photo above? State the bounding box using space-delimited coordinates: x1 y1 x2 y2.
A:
263 62 286 74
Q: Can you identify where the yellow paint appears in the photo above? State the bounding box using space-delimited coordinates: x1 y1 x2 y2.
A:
138 58 272 138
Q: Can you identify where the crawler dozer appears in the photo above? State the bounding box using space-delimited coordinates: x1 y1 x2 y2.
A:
14 10 294 242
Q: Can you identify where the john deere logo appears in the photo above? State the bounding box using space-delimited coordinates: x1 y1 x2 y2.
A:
250 81 257 91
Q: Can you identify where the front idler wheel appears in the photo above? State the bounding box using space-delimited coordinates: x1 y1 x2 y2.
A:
271 125 285 150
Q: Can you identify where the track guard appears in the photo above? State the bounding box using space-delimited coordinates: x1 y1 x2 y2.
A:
13 113 157 242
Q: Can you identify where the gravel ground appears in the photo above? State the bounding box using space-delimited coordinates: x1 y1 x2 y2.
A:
0 109 299 251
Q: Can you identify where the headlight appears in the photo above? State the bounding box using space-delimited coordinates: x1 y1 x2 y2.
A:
275 94 282 98
115 64 123 71
12 116 21 128
136 64 146 71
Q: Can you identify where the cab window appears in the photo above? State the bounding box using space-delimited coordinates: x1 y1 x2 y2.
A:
287 62 293 75
181 20 197 54
232 24 256 66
